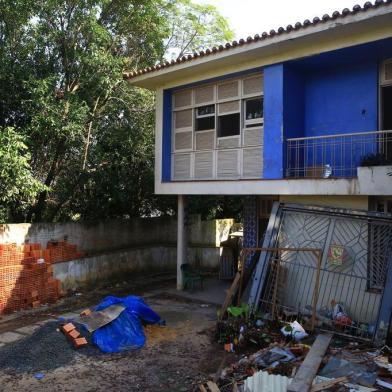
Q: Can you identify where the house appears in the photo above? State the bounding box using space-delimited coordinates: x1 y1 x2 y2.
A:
126 2 392 341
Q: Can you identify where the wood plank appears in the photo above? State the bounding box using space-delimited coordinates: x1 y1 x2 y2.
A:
310 376 348 392
288 333 333 392
199 385 208 392
206 381 221 392
219 272 241 320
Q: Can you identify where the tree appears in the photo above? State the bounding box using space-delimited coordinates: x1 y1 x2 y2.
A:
163 0 234 59
0 127 45 222
0 0 235 223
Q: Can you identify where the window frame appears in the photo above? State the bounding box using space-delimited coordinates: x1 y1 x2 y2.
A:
170 73 264 181
243 97 264 128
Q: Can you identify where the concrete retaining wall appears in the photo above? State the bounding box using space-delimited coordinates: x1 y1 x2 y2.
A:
53 245 221 289
0 216 233 289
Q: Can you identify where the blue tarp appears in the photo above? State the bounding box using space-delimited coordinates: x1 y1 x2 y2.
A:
92 295 164 353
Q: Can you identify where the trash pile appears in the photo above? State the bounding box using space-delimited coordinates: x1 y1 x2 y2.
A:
209 298 392 391
206 319 392 392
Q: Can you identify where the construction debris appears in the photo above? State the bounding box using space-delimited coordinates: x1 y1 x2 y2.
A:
60 322 88 348
288 333 332 392
243 371 291 392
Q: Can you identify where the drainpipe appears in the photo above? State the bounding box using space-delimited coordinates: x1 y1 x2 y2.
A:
177 195 186 290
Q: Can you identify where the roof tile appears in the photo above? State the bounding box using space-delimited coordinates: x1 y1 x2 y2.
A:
124 1 391 80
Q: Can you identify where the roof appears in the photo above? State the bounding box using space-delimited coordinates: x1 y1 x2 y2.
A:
124 0 392 86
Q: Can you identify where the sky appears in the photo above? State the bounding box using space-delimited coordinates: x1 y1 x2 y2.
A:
195 0 365 40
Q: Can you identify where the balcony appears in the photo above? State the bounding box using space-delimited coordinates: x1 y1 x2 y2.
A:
286 130 392 178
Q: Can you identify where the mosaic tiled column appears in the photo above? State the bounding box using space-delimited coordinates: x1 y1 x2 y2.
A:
243 196 258 269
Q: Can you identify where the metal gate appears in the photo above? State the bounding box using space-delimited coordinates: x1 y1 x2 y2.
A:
249 204 392 341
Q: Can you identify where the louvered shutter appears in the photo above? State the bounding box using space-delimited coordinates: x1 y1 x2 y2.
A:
381 60 392 85
173 90 192 109
217 150 239 178
194 151 213 179
217 80 239 101
174 109 192 129
195 130 215 150
173 153 191 180
194 85 214 105
218 101 240 114
243 127 263 146
174 131 193 151
243 75 263 96
217 137 240 149
242 148 263 178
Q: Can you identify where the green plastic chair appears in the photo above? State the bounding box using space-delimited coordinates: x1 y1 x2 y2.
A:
181 263 204 290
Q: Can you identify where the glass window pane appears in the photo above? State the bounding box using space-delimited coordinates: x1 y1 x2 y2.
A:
218 113 240 137
196 116 215 131
197 105 215 117
245 98 263 120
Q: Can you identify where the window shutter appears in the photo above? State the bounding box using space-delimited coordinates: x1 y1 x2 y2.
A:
173 153 191 180
194 151 214 179
174 131 193 151
243 75 263 96
218 100 240 114
173 90 192 108
174 109 192 129
383 61 392 83
243 127 263 146
242 147 263 178
218 80 239 100
217 150 239 178
196 130 215 150
217 137 240 149
195 85 214 105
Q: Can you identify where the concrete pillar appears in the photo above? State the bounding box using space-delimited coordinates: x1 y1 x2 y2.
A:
177 195 186 290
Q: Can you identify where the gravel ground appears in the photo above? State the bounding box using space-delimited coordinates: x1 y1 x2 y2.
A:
0 321 102 373
0 296 227 391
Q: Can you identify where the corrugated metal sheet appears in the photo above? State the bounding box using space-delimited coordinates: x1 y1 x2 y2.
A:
243 371 291 392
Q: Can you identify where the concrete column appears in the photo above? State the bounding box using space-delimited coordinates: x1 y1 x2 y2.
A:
177 195 186 290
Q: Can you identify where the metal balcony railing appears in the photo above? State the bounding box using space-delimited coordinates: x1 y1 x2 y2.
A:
286 130 392 178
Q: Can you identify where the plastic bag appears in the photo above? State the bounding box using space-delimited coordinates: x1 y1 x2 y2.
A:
332 303 352 327
92 295 164 353
281 320 308 341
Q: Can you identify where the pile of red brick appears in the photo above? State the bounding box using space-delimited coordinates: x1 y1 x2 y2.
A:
0 241 84 314
46 240 85 263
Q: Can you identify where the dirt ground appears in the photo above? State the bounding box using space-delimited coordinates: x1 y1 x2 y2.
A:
0 275 230 392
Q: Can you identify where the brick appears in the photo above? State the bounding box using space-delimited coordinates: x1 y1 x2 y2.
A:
73 337 88 348
61 323 76 334
80 309 92 317
32 300 41 308
67 329 80 339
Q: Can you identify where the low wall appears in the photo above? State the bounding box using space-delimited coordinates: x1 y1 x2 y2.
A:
0 216 233 289
53 245 221 289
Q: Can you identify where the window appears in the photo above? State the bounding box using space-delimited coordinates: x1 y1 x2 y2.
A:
244 97 263 128
368 222 392 291
171 73 264 180
218 113 240 137
195 105 215 131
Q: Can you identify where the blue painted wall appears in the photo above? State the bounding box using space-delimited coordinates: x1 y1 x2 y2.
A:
263 64 284 179
304 61 378 136
162 90 172 182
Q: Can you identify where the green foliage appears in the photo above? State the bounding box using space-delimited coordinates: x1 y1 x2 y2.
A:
0 0 235 223
0 128 46 222
163 0 234 59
